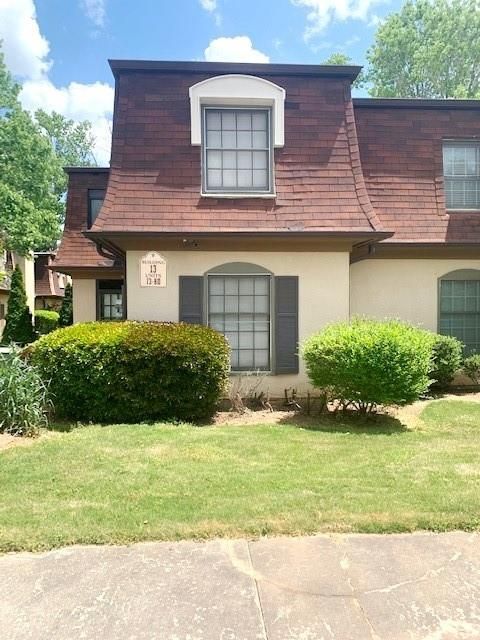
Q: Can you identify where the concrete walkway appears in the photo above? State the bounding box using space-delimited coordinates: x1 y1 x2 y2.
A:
1 532 479 639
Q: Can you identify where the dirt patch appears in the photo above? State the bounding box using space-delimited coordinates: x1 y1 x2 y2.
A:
0 433 38 451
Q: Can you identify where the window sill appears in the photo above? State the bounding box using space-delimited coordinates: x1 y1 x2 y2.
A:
447 208 480 213
201 192 276 199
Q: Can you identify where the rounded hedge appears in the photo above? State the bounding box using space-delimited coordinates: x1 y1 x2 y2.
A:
34 310 59 336
301 318 435 411
28 321 230 423
429 333 463 390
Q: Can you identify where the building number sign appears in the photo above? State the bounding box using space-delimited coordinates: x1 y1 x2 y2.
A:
140 252 167 287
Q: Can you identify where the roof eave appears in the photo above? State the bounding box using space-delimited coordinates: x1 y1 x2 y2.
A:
108 59 362 81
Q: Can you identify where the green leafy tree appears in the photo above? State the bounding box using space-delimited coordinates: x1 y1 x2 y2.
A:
58 282 73 327
2 266 35 345
367 0 480 98
322 53 365 90
0 43 97 256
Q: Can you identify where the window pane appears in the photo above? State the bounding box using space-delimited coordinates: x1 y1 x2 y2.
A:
253 151 267 169
237 131 252 148
252 131 267 149
252 112 267 130
207 169 222 188
207 150 221 169
221 131 236 148
207 130 221 147
238 170 253 187
223 170 236 187
206 111 221 130
222 111 236 129
253 170 268 188
238 151 252 170
237 113 251 130
222 150 236 169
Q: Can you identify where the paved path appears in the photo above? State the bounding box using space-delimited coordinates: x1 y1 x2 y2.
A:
1 532 479 639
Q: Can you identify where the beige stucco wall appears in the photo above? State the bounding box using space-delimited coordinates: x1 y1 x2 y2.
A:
72 279 96 323
15 253 35 315
350 258 480 330
126 250 351 396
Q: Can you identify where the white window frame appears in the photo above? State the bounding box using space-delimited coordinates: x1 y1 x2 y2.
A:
201 106 274 197
443 140 480 211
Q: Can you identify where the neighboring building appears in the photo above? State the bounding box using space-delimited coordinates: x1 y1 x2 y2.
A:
0 251 35 337
34 252 67 311
54 60 480 395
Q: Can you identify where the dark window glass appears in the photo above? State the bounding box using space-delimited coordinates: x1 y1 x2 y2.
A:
443 143 480 210
88 189 106 227
0 303 5 320
97 280 123 321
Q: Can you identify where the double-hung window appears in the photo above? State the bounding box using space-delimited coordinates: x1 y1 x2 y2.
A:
439 273 480 355
443 142 480 210
208 274 271 371
202 107 273 195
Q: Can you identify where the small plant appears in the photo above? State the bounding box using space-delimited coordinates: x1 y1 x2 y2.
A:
34 310 59 335
0 350 50 436
463 354 480 385
29 321 230 423
429 334 463 390
302 318 435 414
1 266 35 345
58 282 73 327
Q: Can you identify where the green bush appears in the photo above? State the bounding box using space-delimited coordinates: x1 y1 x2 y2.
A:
34 310 59 336
28 321 230 423
463 354 480 385
429 334 463 390
301 318 435 413
0 351 50 436
2 266 35 345
58 282 73 327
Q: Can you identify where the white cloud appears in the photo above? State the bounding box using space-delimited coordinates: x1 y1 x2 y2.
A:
291 0 386 40
79 0 106 27
0 0 50 79
0 0 113 164
199 0 216 11
204 36 269 63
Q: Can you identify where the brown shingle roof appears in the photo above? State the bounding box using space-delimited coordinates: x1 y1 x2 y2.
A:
354 99 480 243
35 253 64 298
91 70 383 237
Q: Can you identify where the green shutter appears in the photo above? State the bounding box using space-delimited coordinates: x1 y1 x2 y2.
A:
179 276 204 325
274 276 299 374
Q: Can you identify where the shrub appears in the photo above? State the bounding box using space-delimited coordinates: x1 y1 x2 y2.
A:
301 318 435 413
28 321 230 423
34 310 59 336
0 351 49 436
463 354 480 385
58 282 73 327
2 266 35 345
429 334 463 390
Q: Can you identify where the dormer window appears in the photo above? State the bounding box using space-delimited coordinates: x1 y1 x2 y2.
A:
202 107 272 195
189 74 285 198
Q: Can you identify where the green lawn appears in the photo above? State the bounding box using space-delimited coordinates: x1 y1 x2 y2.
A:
1 399 480 552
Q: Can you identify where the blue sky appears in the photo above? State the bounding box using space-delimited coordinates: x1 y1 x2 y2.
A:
0 0 403 162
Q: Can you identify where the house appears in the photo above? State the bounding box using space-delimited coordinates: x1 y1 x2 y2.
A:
34 252 67 311
53 60 480 395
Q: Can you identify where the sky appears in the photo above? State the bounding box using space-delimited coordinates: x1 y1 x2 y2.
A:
0 0 403 164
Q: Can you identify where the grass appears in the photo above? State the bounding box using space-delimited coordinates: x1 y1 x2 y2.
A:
0 399 480 551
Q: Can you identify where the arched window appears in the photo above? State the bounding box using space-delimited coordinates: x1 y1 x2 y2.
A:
206 263 272 371
439 269 480 355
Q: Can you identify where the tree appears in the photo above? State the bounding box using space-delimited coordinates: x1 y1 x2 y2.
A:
58 282 73 327
367 0 480 98
0 43 97 256
2 266 35 345
322 53 366 90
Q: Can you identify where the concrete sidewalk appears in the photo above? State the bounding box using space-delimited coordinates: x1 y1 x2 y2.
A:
1 532 479 639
